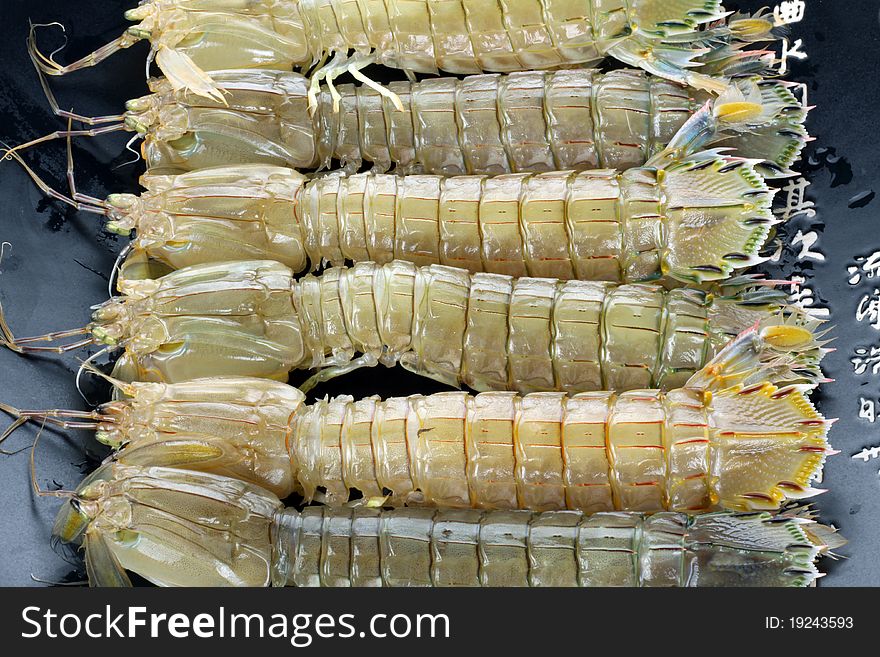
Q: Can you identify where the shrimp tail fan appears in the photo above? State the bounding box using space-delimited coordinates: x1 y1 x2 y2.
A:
685 512 828 586
657 148 777 284
690 10 782 77
687 321 827 392
705 286 822 351
658 77 809 179
679 321 831 511
721 79 810 177
607 5 777 94
790 507 847 556
706 379 831 512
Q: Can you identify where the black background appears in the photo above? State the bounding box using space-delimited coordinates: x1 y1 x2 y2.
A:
0 0 877 588
2 587 876 650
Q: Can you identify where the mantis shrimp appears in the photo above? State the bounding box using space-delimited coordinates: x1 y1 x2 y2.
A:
120 151 776 285
6 325 832 512
36 69 806 176
1 259 825 392
31 1 776 107
52 463 837 587
15 102 782 285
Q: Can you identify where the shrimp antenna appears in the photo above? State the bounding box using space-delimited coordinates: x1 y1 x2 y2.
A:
0 140 109 217
76 347 117 406
0 299 95 355
62 124 111 209
0 416 29 455
30 420 79 499
0 402 108 456
108 243 133 298
0 81 127 164
27 27 127 128
0 401 110 447
76 353 129 392
114 133 144 170
0 122 128 162
28 21 142 78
